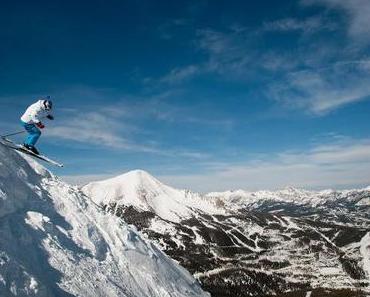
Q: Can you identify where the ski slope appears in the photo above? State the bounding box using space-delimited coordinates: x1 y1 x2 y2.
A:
0 145 209 297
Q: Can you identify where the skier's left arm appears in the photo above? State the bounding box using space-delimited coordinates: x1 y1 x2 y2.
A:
45 109 54 120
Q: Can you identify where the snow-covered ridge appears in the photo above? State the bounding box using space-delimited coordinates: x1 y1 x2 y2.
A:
206 186 370 208
84 169 370 217
0 145 209 297
83 169 224 222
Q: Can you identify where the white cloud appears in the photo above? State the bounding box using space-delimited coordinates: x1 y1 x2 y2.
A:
45 110 194 155
155 13 335 84
159 65 201 84
196 28 254 75
42 96 214 159
155 16 331 85
268 61 370 114
303 0 370 42
159 138 370 193
45 111 135 149
262 16 333 34
155 28 255 84
310 142 370 163
154 1 370 117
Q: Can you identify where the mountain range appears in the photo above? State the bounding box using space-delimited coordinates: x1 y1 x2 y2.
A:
1 142 370 297
83 170 370 297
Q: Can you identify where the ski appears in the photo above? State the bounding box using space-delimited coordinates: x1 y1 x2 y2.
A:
0 137 64 168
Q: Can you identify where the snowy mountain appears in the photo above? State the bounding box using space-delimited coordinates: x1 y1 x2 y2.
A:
83 170 223 222
206 187 370 210
0 145 209 297
83 170 370 297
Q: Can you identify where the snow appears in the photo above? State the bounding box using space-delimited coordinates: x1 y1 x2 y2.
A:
0 145 209 297
282 216 302 230
206 186 370 211
190 227 204 245
356 196 370 206
83 169 223 222
0 275 5 286
361 232 370 279
319 267 342 275
28 278 39 295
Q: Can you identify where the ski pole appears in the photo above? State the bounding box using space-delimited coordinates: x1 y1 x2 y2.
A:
0 131 26 138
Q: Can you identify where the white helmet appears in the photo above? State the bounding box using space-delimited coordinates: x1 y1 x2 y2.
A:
42 96 52 110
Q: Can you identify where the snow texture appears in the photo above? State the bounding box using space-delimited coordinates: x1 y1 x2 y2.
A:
361 232 370 279
0 144 209 297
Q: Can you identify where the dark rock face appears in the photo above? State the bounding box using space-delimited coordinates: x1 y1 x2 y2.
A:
103 190 370 297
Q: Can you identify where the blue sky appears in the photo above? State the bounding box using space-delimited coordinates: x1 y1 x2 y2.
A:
1 0 370 192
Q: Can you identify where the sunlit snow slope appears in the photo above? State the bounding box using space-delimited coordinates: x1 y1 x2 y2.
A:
0 144 209 297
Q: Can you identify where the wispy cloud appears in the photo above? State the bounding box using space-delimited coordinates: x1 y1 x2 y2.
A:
262 15 334 34
107 90 235 129
45 110 140 150
40 88 220 159
160 138 370 192
152 1 370 116
46 108 214 159
154 27 256 85
196 28 255 76
155 13 336 85
155 16 333 85
302 0 370 42
268 60 370 114
159 65 201 84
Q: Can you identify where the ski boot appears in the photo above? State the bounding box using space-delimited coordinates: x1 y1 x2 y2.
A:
23 144 40 155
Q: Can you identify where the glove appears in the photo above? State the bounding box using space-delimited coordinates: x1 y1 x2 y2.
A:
36 122 45 129
46 115 54 120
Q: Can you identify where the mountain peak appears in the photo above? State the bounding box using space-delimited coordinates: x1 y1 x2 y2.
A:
82 170 224 222
87 169 170 202
113 169 160 186
122 169 153 178
82 169 192 221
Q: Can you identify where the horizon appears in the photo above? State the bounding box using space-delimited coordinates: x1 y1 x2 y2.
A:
1 0 370 192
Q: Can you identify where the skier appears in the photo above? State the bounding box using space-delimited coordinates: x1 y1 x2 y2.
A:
20 97 54 155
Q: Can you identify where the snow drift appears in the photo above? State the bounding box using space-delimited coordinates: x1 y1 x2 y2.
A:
0 144 209 297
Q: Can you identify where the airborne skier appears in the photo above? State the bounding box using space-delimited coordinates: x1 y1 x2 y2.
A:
20 96 54 155
0 96 62 167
